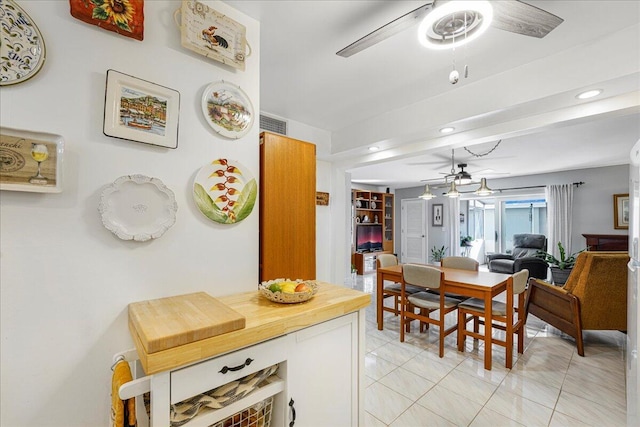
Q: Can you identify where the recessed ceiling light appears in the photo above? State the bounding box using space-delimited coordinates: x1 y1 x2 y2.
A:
576 89 602 99
368 146 379 152
440 127 455 134
418 1 494 50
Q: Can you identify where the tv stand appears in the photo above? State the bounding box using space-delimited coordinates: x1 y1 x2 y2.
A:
353 251 391 275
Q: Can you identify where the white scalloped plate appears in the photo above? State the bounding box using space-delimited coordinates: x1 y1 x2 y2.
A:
99 175 177 242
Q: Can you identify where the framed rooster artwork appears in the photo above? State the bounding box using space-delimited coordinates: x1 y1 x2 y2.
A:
69 0 144 41
175 1 248 71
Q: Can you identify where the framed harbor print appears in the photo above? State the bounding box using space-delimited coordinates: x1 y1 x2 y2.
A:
613 193 629 229
201 81 253 139
103 70 180 149
0 127 64 193
176 0 249 70
432 203 443 227
69 0 144 41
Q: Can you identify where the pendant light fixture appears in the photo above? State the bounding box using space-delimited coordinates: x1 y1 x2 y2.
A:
419 184 436 200
474 177 494 196
445 181 460 198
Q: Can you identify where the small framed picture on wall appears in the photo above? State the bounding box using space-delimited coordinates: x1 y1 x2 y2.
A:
613 193 629 229
432 203 443 227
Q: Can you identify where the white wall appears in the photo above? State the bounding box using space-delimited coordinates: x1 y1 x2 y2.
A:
0 2 259 426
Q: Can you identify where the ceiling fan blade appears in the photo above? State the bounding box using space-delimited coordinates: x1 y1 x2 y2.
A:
492 0 564 38
336 3 434 58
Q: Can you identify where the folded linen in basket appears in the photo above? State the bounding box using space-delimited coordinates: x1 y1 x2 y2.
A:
111 360 136 427
170 364 279 427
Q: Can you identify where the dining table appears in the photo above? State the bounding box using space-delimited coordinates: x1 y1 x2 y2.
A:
376 263 512 370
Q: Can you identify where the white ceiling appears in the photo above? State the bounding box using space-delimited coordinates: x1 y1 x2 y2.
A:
227 1 640 188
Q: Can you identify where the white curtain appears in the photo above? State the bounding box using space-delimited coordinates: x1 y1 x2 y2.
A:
448 197 461 256
546 184 574 257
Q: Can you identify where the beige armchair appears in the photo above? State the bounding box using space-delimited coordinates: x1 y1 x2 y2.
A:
524 251 628 356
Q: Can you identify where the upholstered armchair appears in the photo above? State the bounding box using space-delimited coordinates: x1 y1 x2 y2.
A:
524 251 629 356
487 234 549 279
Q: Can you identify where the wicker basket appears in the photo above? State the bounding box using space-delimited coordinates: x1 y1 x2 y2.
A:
259 279 318 304
212 396 273 427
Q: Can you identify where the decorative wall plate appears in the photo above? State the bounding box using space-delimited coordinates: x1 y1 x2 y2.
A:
175 1 249 71
193 159 256 224
69 0 144 41
99 175 177 242
201 81 253 139
0 0 46 86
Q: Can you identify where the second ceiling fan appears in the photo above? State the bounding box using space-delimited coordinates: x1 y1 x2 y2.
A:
336 0 563 58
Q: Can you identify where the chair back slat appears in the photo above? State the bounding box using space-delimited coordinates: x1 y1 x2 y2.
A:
403 264 442 289
442 256 479 271
377 254 398 268
512 269 529 295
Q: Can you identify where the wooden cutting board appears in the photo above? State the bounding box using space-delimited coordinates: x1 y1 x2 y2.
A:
128 292 246 354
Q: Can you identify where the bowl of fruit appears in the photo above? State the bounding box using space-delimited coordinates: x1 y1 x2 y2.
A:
259 279 318 304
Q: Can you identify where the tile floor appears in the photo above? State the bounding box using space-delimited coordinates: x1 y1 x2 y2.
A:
352 273 628 427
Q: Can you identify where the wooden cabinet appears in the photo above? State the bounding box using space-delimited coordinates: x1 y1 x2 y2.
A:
582 233 628 251
353 251 391 275
383 193 394 252
260 132 316 282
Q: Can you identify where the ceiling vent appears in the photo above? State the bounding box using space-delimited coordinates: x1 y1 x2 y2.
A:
260 114 287 135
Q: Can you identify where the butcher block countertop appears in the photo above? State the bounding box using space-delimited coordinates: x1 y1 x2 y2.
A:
129 282 370 374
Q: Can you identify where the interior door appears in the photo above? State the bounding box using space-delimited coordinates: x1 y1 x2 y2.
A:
401 199 427 264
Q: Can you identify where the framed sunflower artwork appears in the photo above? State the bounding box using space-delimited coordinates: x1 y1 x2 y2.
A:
69 0 144 41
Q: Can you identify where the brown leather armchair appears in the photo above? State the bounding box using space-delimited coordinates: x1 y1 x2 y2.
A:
524 251 629 356
487 233 549 279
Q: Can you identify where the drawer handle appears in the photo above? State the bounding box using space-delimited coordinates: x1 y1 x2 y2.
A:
218 358 254 374
289 398 296 427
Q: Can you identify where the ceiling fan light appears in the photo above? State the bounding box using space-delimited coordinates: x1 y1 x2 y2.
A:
474 177 494 196
418 1 493 50
419 184 437 200
445 181 460 198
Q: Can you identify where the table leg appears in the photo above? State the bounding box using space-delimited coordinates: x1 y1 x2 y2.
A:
376 270 383 330
484 291 493 370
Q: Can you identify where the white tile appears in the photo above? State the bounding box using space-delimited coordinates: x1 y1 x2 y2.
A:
548 410 592 427
469 407 526 427
438 369 499 405
365 352 399 380
366 334 391 353
561 371 626 412
372 341 423 365
365 382 414 425
417 385 484 426
401 351 455 383
379 367 436 401
363 411 387 427
484 387 553 426
390 403 457 427
566 357 626 389
455 356 510 385
499 371 560 409
554 389 627 426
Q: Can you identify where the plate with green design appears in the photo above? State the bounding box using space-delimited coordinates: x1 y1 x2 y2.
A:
193 158 256 224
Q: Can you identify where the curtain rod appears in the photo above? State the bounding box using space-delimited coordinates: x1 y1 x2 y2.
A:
449 181 585 195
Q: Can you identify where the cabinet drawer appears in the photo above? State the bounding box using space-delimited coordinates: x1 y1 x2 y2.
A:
170 335 288 404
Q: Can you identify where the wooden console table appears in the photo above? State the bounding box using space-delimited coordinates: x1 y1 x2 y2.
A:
582 234 628 251
352 251 391 275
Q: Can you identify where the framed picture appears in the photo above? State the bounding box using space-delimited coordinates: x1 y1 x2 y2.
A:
0 127 64 193
432 203 443 227
316 192 329 206
177 0 248 70
69 0 144 41
613 193 629 229
103 70 180 149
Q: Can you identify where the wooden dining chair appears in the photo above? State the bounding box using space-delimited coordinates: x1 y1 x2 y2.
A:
400 264 461 358
376 254 423 316
456 269 529 368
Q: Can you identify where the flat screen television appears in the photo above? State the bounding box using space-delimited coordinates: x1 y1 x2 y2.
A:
356 224 383 252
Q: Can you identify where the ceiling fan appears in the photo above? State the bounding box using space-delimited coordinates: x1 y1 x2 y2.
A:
418 148 509 187
336 0 564 58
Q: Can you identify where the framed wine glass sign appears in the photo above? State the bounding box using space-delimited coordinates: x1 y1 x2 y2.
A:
0 127 64 193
